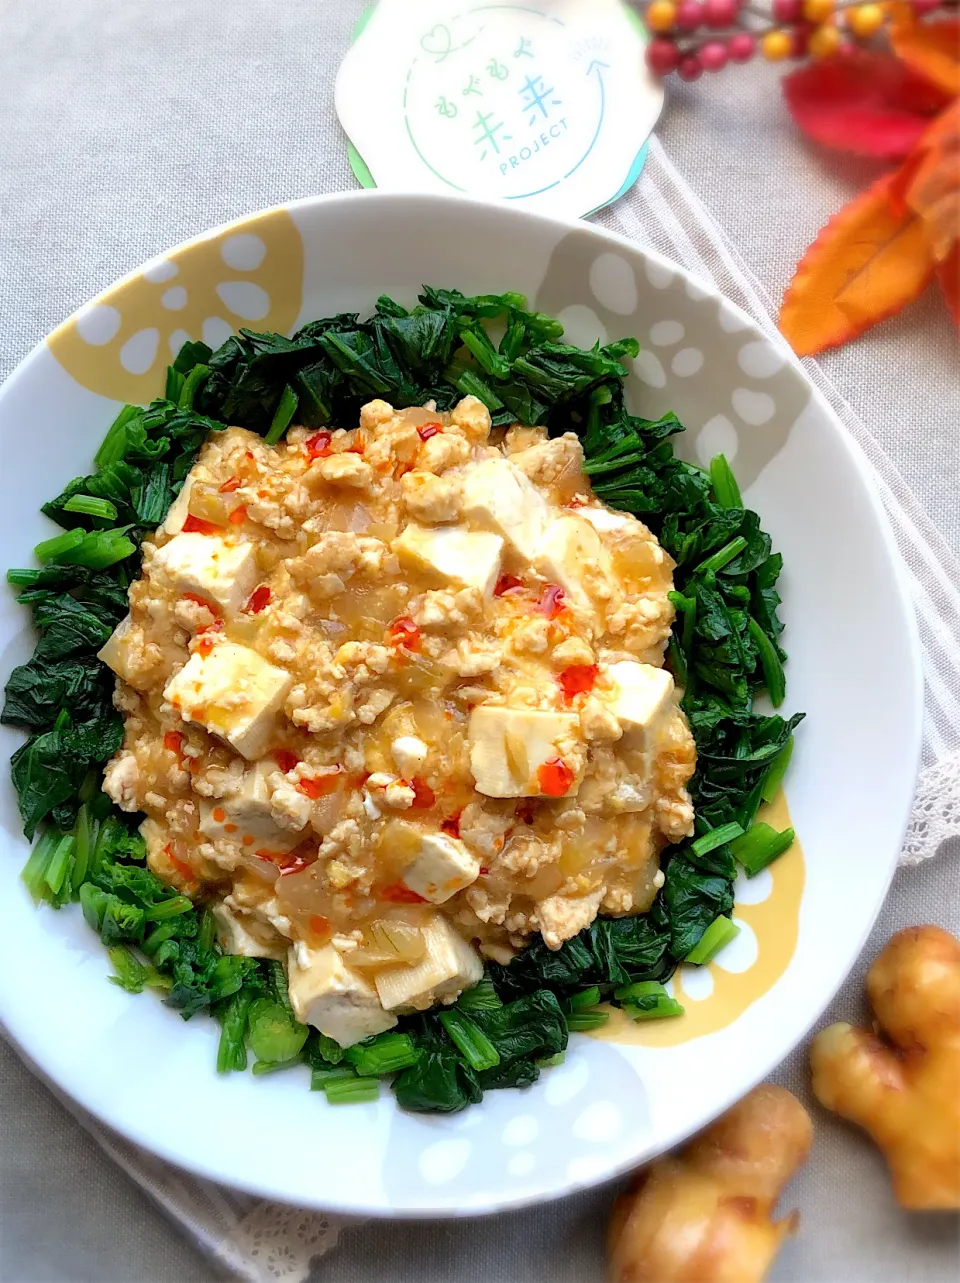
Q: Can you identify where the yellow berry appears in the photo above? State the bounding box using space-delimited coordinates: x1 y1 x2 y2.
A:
761 29 794 59
803 0 835 21
847 3 885 36
809 23 842 56
646 0 679 32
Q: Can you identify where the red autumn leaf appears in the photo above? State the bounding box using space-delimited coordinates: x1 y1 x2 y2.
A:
783 52 952 160
890 8 960 97
780 170 937 356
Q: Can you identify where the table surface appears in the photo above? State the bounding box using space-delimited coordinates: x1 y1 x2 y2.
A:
1 2 958 1280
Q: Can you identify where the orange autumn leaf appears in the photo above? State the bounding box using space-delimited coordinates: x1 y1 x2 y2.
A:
937 242 960 323
904 101 960 261
889 6 960 97
780 171 936 356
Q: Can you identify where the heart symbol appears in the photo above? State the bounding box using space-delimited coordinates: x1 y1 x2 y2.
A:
420 23 453 60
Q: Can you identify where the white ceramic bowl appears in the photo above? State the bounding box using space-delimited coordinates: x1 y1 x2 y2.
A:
0 192 923 1216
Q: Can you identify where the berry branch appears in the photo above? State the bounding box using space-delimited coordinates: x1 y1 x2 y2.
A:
638 0 957 80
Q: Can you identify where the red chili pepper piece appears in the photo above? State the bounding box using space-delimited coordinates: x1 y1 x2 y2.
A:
538 584 567 620
245 584 272 614
309 914 331 938
515 801 536 826
347 434 366 454
274 749 300 774
441 811 462 838
558 664 599 702
164 844 196 884
182 592 221 617
494 574 524 597
410 777 436 809
277 852 312 876
163 730 184 755
387 616 421 652
197 636 215 657
182 514 223 535
305 431 333 460
417 422 442 441
297 772 341 800
379 882 427 904
537 757 574 797
219 477 242 494
228 505 247 525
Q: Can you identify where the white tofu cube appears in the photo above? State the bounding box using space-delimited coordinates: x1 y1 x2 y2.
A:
152 533 259 616
398 827 480 904
535 515 611 612
97 614 149 691
163 641 292 759
288 943 397 1047
394 523 503 596
211 903 286 961
198 762 300 855
374 915 483 1013
578 506 633 534
606 660 675 750
460 456 547 563
468 705 584 798
161 470 205 535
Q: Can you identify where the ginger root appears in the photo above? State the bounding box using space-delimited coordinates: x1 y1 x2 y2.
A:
810 924 960 1210
607 1084 813 1283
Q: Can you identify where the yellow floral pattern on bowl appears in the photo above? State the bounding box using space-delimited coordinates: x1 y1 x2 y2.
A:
597 791 805 1049
47 208 304 405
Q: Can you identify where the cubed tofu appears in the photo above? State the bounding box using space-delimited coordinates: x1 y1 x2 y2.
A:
163 641 292 759
288 943 398 1047
578 506 633 534
394 523 503 596
212 903 287 961
606 660 675 750
151 533 258 616
198 762 300 854
460 456 547 563
97 614 148 690
397 826 480 904
535 515 612 612
468 705 584 798
161 470 205 535
374 914 483 1013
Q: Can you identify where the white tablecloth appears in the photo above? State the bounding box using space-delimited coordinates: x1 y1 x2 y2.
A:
1 2 958 1280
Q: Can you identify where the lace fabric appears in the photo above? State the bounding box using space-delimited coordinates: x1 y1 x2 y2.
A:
901 751 960 867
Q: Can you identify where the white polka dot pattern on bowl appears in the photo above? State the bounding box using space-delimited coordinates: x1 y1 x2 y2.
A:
589 252 638 316
672 347 704 377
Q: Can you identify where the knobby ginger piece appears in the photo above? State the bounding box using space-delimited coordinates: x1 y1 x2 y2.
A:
607 1084 812 1283
810 924 960 1210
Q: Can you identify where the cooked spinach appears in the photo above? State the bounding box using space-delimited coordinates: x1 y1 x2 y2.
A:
6 287 803 1114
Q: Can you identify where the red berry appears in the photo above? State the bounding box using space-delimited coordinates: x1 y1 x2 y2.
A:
772 0 802 18
677 52 703 79
790 22 812 55
703 0 738 26
646 37 682 74
699 40 729 69
675 0 705 30
727 31 756 60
